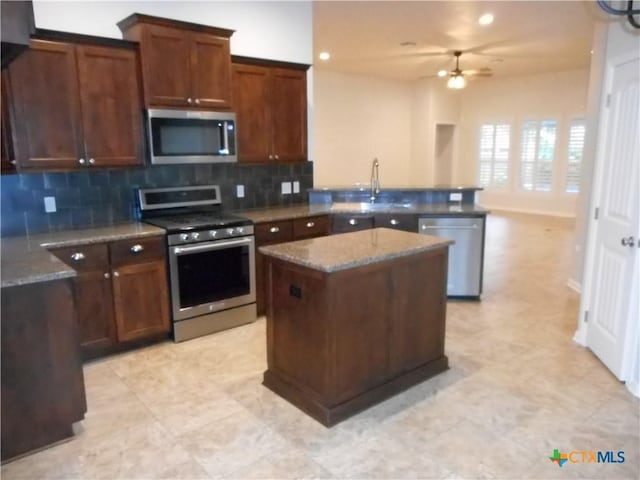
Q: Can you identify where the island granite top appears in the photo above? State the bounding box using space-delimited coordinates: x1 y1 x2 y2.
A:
1 223 165 288
259 227 453 273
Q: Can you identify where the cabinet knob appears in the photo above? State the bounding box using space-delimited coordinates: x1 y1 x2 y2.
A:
70 252 85 261
113 271 120 277
195 98 200 104
268 154 274 160
306 221 315 228
187 97 193 104
270 226 280 233
274 154 279 160
349 219 358 226
130 244 145 254
88 158 95 165
104 272 110 279
390 219 400 226
78 158 86 165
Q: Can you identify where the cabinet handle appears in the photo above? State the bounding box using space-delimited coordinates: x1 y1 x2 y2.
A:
130 244 145 254
113 271 119 277
195 98 200 104
390 219 400 225
270 227 280 233
70 252 85 261
187 97 193 104
306 221 315 228
349 219 358 226
104 272 110 279
78 158 86 165
88 158 95 165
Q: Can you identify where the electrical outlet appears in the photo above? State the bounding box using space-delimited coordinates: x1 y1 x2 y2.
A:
44 196 57 213
236 185 245 198
449 192 463 202
281 182 292 195
293 181 300 194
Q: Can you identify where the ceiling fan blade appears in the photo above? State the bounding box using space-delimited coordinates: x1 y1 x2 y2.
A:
462 68 493 76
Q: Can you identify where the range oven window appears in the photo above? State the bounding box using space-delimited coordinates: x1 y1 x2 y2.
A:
150 118 236 157
176 242 250 309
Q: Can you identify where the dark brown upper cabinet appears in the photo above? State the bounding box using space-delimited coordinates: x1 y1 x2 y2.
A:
118 14 233 110
232 57 308 163
7 33 144 171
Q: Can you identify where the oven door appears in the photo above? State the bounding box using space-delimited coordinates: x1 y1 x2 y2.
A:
168 236 255 321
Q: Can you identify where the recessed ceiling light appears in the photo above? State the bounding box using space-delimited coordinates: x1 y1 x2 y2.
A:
319 51 330 61
437 70 448 77
479 13 494 25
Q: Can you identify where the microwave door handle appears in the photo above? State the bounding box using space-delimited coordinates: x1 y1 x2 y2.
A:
173 237 253 255
221 121 229 154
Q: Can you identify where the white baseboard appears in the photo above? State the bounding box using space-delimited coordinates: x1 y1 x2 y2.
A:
626 381 640 398
482 205 576 219
573 326 588 346
567 278 582 293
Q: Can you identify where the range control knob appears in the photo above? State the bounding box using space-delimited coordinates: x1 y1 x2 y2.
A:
227 228 235 236
191 232 200 240
209 230 218 238
237 227 244 234
179 233 190 242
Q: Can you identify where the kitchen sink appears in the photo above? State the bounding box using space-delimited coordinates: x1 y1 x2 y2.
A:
329 202 415 213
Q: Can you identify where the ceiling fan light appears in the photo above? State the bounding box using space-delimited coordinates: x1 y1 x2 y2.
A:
479 13 494 25
437 70 448 77
447 75 466 89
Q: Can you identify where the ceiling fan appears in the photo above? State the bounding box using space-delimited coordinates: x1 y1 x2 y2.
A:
439 51 492 89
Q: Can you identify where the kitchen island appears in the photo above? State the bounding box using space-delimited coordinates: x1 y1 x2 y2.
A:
260 228 452 426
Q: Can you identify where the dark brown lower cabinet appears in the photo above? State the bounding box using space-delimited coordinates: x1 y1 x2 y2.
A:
263 246 449 427
255 215 329 316
1 278 86 461
51 236 170 359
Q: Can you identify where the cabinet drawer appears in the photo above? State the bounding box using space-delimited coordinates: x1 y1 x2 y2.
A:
374 214 419 233
292 215 330 240
331 215 374 234
109 236 165 266
51 243 109 271
255 221 293 245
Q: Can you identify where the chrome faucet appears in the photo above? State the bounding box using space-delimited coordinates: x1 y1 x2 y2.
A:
370 158 380 203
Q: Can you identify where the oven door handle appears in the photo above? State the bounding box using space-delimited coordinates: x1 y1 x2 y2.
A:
173 237 253 255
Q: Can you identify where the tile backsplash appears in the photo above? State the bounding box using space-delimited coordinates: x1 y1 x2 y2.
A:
0 162 314 237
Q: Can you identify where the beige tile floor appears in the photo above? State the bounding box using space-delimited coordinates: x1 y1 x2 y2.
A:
3 211 639 479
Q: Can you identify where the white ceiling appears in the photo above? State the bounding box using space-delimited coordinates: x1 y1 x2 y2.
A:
313 1 604 81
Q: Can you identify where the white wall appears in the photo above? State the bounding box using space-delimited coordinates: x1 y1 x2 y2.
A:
33 1 312 64
456 69 589 217
313 70 414 186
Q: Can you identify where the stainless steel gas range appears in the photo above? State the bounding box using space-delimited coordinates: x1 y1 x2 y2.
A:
138 185 256 342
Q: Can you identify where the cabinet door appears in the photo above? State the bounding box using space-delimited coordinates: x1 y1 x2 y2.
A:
232 63 271 163
271 68 307 162
112 260 170 342
140 25 191 107
255 220 294 316
76 45 143 167
190 32 232 109
8 40 84 170
73 270 116 357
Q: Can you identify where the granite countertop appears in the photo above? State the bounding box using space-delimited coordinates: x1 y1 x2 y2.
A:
309 185 483 192
238 203 489 223
259 227 453 273
1 223 165 288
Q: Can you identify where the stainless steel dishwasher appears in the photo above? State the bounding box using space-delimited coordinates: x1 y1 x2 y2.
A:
418 216 485 298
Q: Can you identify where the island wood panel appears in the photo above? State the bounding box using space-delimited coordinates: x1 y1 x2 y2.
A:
263 246 449 426
1 278 86 461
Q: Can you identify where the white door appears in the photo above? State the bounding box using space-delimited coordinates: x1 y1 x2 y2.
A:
586 54 639 379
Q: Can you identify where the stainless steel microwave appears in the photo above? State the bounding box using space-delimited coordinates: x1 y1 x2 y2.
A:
147 109 237 164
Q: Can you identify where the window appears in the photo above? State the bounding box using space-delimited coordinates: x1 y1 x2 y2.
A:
478 123 510 188
520 120 557 191
565 119 586 193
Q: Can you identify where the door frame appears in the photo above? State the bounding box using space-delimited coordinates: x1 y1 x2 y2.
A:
575 50 639 394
